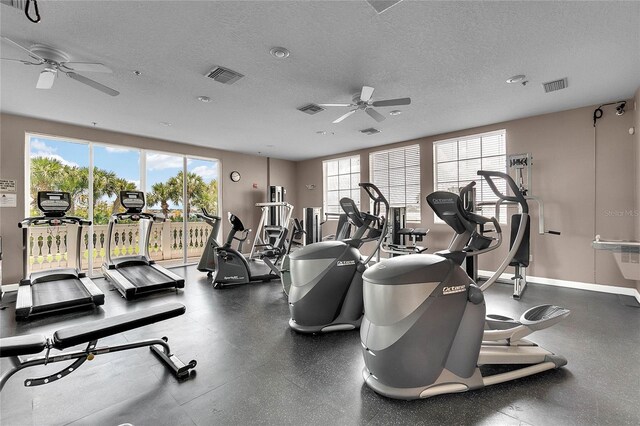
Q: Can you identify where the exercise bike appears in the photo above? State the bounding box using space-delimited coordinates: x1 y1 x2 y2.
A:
287 183 388 333
212 213 286 288
196 208 222 276
360 170 570 400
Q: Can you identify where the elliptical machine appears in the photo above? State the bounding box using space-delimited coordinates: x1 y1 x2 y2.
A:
287 183 388 333
360 171 570 400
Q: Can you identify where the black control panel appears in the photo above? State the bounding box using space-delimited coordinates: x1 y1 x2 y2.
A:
120 191 145 213
37 191 71 217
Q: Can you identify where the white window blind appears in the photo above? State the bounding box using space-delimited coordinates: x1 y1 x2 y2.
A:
323 155 360 215
433 130 507 222
370 145 421 222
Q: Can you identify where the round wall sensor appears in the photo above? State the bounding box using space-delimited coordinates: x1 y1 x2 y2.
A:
630 127 636 135
506 75 526 84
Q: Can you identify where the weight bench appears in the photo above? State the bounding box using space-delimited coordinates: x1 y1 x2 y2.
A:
0 303 196 392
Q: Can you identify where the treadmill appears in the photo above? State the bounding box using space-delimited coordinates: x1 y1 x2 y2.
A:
16 191 105 320
102 191 185 300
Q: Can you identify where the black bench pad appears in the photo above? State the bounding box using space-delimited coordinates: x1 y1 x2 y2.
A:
0 334 47 357
52 303 186 350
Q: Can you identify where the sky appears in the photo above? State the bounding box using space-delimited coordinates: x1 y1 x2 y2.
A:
30 136 219 210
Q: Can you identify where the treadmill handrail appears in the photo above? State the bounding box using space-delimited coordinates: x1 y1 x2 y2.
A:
112 212 163 223
19 216 91 228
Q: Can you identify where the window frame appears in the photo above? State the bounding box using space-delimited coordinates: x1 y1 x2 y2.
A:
322 155 361 218
25 132 221 275
432 129 507 224
369 144 421 223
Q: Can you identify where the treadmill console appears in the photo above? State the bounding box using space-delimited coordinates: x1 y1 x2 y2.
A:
37 192 71 217
121 191 145 213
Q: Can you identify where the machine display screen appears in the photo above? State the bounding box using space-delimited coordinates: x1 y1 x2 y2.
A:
37 192 71 213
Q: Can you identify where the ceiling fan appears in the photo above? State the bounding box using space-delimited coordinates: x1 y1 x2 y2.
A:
319 86 411 124
0 36 119 96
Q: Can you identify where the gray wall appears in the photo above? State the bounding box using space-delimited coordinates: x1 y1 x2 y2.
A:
296 98 639 289
635 88 640 292
0 113 297 284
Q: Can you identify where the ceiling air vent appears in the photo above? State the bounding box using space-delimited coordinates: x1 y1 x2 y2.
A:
205 66 244 85
360 127 381 135
297 103 325 115
0 0 27 11
542 78 568 93
366 0 404 14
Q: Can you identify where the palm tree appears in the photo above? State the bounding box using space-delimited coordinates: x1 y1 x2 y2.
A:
30 157 64 213
147 182 175 219
111 178 138 214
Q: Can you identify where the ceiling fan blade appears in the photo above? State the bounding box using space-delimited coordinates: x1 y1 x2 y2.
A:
36 69 56 89
62 62 113 73
333 109 357 124
371 97 411 107
366 108 386 123
317 103 354 107
360 86 375 102
1 58 38 65
66 72 120 96
1 36 45 63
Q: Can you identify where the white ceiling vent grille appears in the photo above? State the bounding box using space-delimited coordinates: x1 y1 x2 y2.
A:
542 78 568 93
205 66 244 85
0 0 27 11
298 103 325 115
366 0 404 14
360 127 381 135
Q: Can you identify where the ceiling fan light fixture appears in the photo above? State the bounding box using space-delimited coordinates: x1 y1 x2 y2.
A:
270 47 290 59
36 67 57 89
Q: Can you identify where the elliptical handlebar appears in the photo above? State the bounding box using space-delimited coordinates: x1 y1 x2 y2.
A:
477 170 530 292
477 170 529 214
359 182 390 217
196 208 221 222
357 183 389 265
458 181 476 202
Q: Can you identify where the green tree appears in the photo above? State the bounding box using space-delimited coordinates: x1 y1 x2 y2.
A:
30 157 65 214
146 182 176 219
111 178 138 214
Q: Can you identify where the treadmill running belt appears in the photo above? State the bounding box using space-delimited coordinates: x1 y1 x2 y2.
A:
116 265 176 289
32 278 91 309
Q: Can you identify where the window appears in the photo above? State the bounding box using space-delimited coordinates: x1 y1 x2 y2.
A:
26 134 220 275
370 145 421 222
323 155 360 215
433 130 507 222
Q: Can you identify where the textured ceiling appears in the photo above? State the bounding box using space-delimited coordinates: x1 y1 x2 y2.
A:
1 1 639 161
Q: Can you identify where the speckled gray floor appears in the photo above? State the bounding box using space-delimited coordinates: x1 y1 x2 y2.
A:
1 265 639 426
